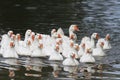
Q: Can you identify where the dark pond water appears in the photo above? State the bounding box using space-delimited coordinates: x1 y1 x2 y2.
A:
0 0 120 80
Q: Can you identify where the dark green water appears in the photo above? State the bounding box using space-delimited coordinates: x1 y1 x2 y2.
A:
0 0 120 80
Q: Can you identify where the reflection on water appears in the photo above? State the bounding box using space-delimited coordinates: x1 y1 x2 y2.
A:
0 57 119 80
0 0 120 80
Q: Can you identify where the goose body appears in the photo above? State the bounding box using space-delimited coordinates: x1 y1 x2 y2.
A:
80 49 95 63
62 54 79 66
92 42 106 56
49 45 63 60
3 41 19 58
31 43 46 57
98 34 111 49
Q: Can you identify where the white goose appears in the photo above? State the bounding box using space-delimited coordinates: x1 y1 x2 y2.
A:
80 49 95 63
0 30 13 54
31 42 46 57
92 42 105 56
62 53 79 66
42 29 61 56
3 41 19 58
60 24 79 46
62 40 79 58
16 38 32 56
98 34 112 49
81 33 99 51
69 24 79 42
30 33 42 52
49 45 63 60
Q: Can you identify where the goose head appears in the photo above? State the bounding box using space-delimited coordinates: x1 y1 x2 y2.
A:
85 48 92 54
25 29 32 37
96 42 104 48
56 38 63 45
70 40 74 47
57 34 62 38
38 34 42 40
91 33 99 39
39 43 43 49
70 53 76 59
105 34 110 41
9 41 15 48
74 44 79 51
81 43 85 48
11 34 16 41
8 30 13 37
55 45 59 52
27 39 31 46
51 29 56 35
30 32 35 41
16 33 21 41
69 34 75 40
69 24 79 32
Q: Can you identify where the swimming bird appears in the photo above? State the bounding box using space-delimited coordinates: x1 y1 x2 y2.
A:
62 53 79 66
81 33 99 51
49 45 63 60
2 41 19 58
31 42 46 57
97 34 112 49
80 49 95 63
92 42 106 56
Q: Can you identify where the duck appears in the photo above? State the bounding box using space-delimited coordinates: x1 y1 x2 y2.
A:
42 29 61 56
69 24 79 42
62 40 79 58
16 38 32 56
97 34 112 49
59 24 79 46
80 49 95 63
2 41 19 58
62 53 79 66
31 42 46 57
0 30 13 54
30 33 42 51
81 33 99 51
49 45 63 60
92 42 106 56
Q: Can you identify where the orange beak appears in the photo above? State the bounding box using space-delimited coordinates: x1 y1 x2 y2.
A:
96 33 99 39
74 25 79 31
70 34 74 39
72 54 75 59
10 42 15 47
57 34 61 38
70 42 74 47
106 34 110 40
27 40 31 45
100 42 104 47
32 35 35 41
39 43 43 48
38 34 42 39
55 45 59 51
82 43 85 48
